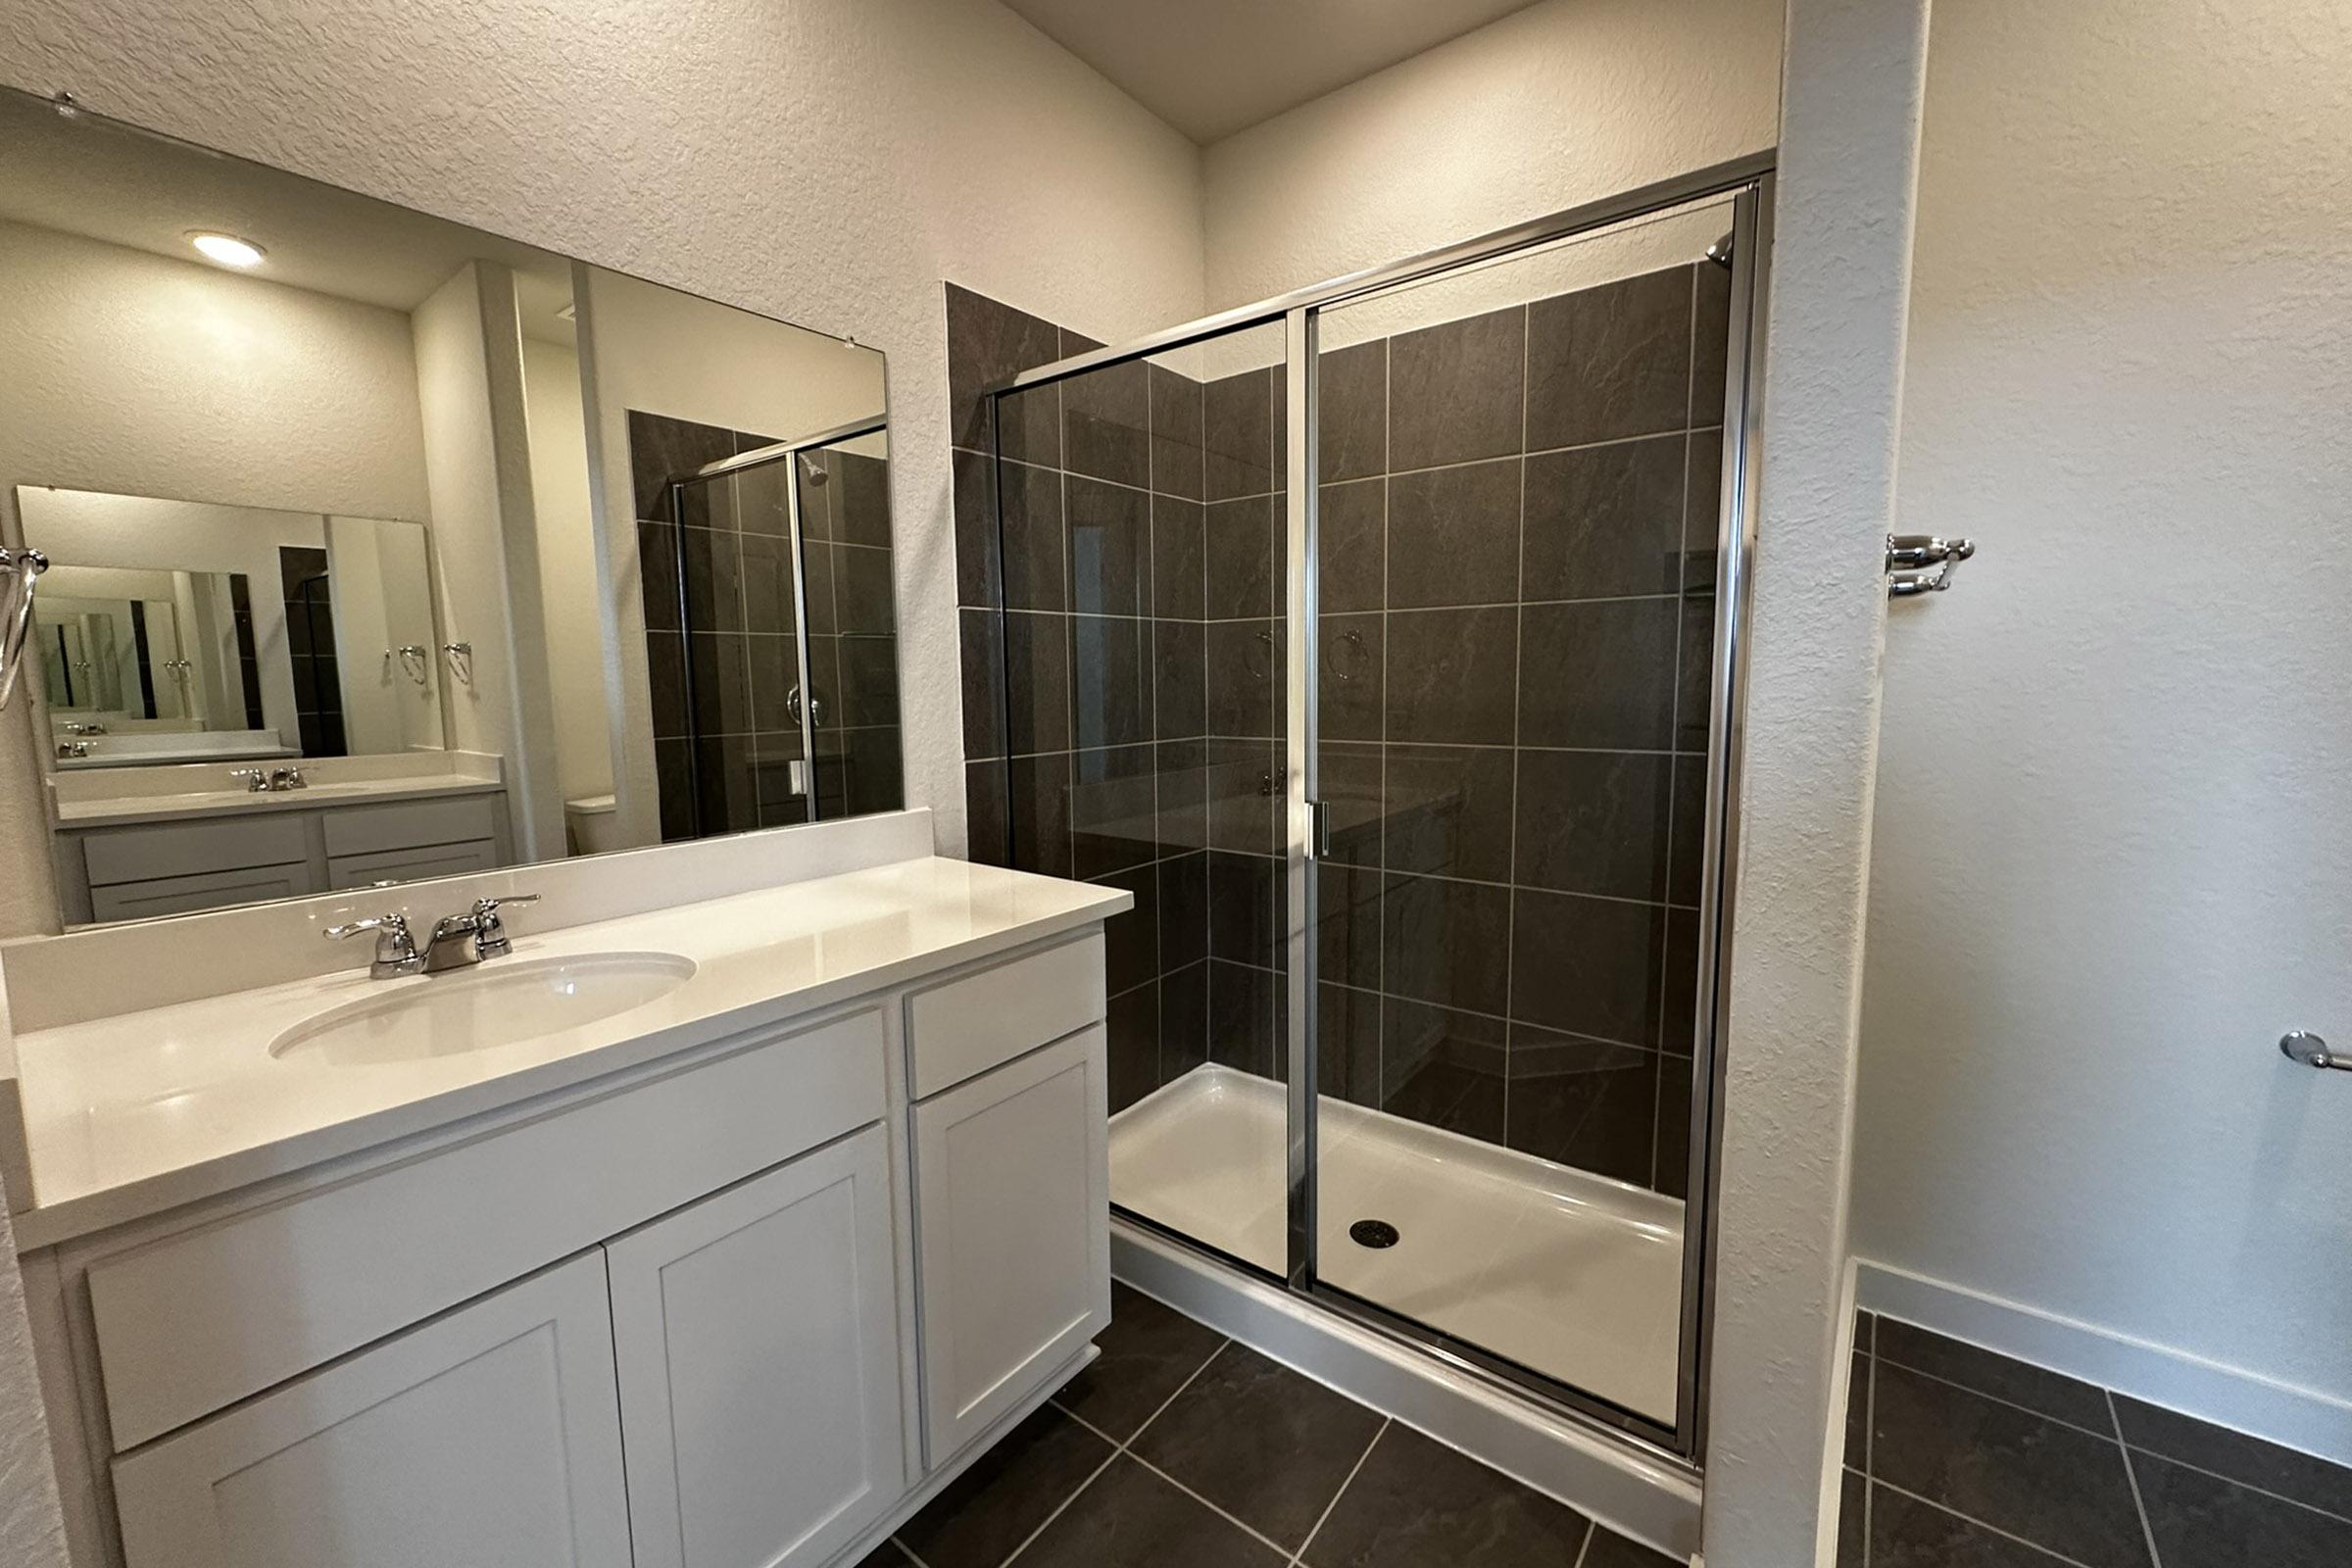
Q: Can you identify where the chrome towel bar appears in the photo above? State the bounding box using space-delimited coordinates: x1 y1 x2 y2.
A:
2281 1032 2348 1072
1887 533 1974 597
0 546 49 710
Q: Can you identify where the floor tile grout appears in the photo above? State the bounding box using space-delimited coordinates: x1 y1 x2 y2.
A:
1865 1477 2105 1568
1120 1445 1310 1561
2114 1443 2352 1527
1567 1514 1598 1568
1288 1415 1391 1568
1866 1335 2352 1530
992 1446 1124 1568
1869 1354 2122 1446
2107 1389 2167 1568
996 1337 1236 1568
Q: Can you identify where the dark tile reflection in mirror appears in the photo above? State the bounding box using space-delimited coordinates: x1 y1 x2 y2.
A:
628 413 901 838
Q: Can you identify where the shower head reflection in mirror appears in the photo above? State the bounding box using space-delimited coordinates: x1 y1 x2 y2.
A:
0 83 904 925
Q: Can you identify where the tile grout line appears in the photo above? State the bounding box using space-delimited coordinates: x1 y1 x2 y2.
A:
1871 1354 2129 1446
999 1337 1231 1568
2108 1388 2168 1568
1861 1311 1876 1567
1568 1514 1598 1568
1866 1478 2105 1568
1502 300 1531 1148
1288 1415 1392 1568
1047 1340 1302 1562
1872 1332 2352 1529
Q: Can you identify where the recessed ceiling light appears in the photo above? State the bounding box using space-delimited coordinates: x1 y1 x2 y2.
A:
187 231 266 268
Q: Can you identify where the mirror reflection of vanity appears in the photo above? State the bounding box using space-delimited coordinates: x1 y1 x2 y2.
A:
0 85 905 924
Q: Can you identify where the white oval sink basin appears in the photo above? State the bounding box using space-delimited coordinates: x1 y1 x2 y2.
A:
271 953 698 1067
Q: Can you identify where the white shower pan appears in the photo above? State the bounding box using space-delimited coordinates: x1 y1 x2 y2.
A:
1107 1062 1686 1425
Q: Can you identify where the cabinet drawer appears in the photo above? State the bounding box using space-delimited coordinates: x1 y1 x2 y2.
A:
906 932 1104 1100
327 838 501 889
89 862 320 920
87 1004 887 1450
320 794 498 857
81 815 309 887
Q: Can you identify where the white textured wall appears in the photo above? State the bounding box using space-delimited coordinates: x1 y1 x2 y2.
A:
0 1183 63 1568
0 0 1204 917
413 262 562 859
1857 0 2352 1426
521 338 610 804
1703 0 1929 1560
1200 0 1784 309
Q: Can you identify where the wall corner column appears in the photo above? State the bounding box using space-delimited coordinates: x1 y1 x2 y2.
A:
1701 0 1931 1562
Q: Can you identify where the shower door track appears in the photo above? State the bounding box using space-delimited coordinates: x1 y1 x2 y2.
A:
984 149 1776 1471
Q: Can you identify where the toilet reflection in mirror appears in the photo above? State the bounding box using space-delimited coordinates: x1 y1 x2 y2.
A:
0 84 902 924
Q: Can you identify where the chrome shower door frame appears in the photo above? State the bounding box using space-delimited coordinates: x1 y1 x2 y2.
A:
986 151 1774 1469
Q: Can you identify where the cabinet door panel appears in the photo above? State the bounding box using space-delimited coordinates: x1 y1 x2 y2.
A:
112 1250 629 1568
608 1124 905 1568
913 1025 1110 1461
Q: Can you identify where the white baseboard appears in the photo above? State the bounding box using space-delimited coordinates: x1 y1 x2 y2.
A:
1855 1260 2352 1468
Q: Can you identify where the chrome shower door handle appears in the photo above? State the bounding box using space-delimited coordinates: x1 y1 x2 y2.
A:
2280 1032 2350 1072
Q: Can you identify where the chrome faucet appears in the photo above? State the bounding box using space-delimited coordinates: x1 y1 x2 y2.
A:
327 894 541 979
419 893 541 972
324 911 421 978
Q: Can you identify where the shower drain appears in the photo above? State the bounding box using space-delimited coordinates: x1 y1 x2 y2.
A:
1348 1219 1400 1250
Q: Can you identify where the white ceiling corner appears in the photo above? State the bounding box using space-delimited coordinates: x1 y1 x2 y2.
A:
1001 0 1546 144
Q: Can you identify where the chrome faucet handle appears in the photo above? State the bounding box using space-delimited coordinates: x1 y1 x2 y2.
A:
470 893 541 959
229 767 271 793
269 765 309 790
324 911 420 978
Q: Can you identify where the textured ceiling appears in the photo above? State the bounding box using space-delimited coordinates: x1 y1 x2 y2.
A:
0 87 578 339
1001 0 1544 143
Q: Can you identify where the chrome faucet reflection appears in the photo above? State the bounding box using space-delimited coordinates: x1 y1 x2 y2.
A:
325 893 542 979
230 765 309 793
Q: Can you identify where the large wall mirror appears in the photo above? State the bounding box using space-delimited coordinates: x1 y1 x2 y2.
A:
0 86 902 924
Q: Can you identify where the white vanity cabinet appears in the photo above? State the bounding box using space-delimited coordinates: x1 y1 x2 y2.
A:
608 1127 905 1568
32 922 1116 1568
110 1250 633 1568
912 1026 1110 1458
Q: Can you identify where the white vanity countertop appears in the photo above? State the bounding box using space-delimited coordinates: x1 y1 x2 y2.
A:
54 770 506 828
11 856 1128 1248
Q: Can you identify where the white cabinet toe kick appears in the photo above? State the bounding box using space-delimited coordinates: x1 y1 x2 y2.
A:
24 925 1114 1568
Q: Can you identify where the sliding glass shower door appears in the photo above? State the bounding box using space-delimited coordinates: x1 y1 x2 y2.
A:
985 165 1765 1457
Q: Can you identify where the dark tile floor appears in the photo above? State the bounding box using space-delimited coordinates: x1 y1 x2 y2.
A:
1840 1310 2352 1568
859 1282 1679 1568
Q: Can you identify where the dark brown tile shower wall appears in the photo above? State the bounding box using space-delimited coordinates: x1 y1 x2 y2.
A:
946 265 1728 1199
945 284 1266 1118
1314 263 1730 1198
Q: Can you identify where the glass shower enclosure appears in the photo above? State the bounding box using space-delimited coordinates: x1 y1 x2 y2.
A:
982 158 1769 1457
